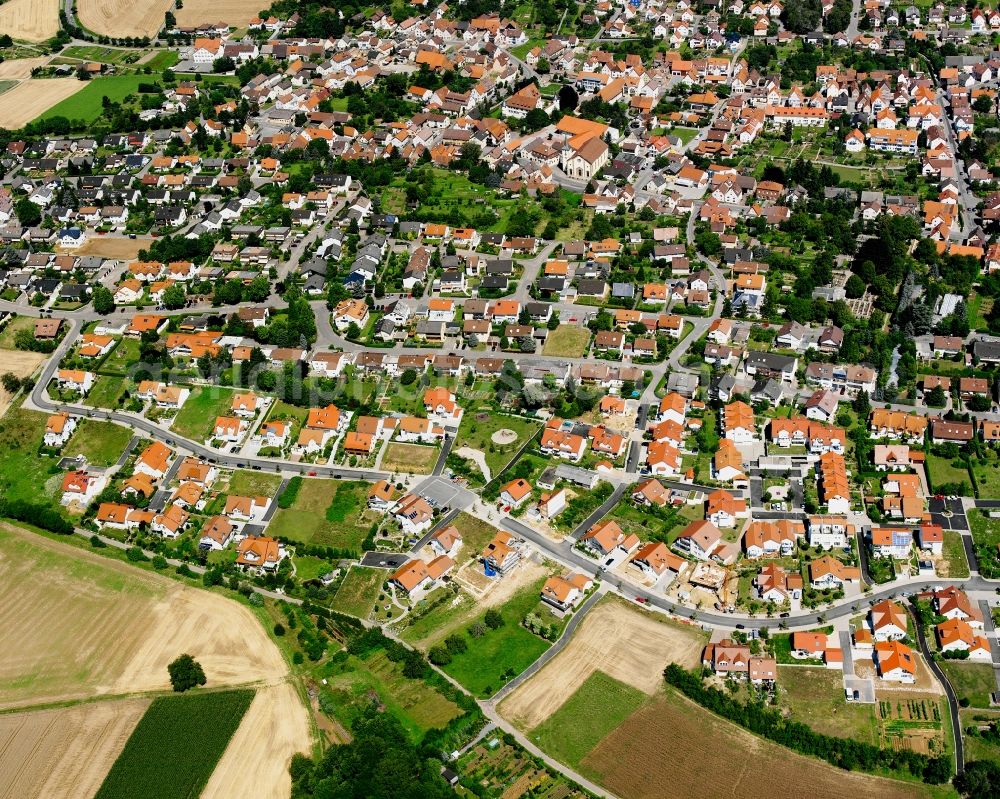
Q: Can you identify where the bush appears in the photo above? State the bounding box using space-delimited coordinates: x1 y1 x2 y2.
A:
167 654 207 692
484 609 504 629
152 555 168 569
444 634 467 654
274 623 286 636
468 620 487 638
278 476 303 509
90 534 106 548
428 645 452 666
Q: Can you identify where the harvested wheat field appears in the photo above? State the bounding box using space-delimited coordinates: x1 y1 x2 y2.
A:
0 0 59 42
580 690 933 799
74 236 148 259
77 0 171 39
0 522 287 710
0 79 83 128
201 681 311 799
500 596 706 730
0 57 49 81
175 0 260 28
0 698 149 799
0 350 44 415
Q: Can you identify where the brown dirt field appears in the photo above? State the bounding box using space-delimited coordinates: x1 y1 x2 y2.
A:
0 522 288 710
499 596 706 730
380 442 438 475
73 236 148 259
0 79 84 128
77 0 171 39
0 0 59 42
175 0 261 27
0 350 44 416
201 681 311 799
0 57 49 81
581 690 933 799
0 697 149 799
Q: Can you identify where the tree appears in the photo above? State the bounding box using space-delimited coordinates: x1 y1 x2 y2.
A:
213 56 236 73
444 634 467 654
92 286 115 315
14 198 41 227
925 385 947 408
400 368 418 385
162 284 186 309
845 274 866 299
167 653 206 692
428 645 452 665
955 760 1000 798
484 608 503 629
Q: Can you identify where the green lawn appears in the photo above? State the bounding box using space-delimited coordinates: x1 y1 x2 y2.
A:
0 316 36 348
970 509 1000 548
268 478 375 550
98 337 140 374
330 566 386 619
85 374 128 409
777 665 879 744
606 498 701 544
63 419 132 466
61 45 145 64
941 662 997 709
939 530 971 579
225 469 283 498
530 671 647 766
142 50 180 70
672 127 699 144
450 512 501 561
454 411 541 478
293 554 337 582
39 75 161 123
170 386 236 442
320 650 461 742
0 408 63 507
970 448 1000 499
925 452 971 493
542 326 591 357
438 577 552 697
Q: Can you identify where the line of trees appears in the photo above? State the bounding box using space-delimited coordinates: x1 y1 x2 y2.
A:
663 664 950 784
0 498 74 535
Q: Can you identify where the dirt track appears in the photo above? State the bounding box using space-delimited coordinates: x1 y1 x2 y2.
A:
0 79 83 128
0 698 149 799
499 597 705 730
0 0 59 42
201 681 311 799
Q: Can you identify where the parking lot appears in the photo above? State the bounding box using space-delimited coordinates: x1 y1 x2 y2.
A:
413 475 476 512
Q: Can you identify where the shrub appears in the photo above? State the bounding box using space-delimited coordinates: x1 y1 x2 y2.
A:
444 634 467 654
274 623 286 636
